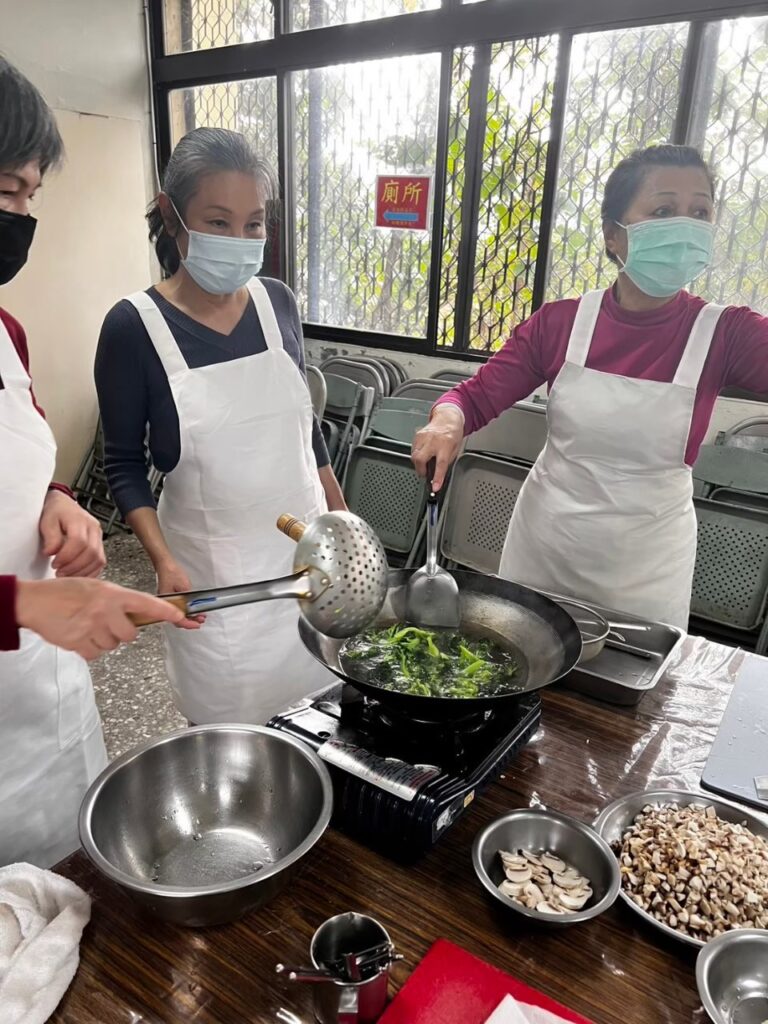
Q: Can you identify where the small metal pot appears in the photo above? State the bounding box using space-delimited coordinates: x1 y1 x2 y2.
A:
549 597 652 664
310 913 392 1024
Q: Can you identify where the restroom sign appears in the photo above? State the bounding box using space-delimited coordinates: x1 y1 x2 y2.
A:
375 175 431 231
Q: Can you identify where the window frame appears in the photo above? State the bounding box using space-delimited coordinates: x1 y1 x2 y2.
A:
149 0 768 358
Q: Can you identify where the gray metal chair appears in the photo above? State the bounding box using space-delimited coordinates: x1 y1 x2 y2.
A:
377 358 406 391
430 369 474 384
466 399 548 465
321 357 388 401
323 373 369 478
692 444 768 499
366 407 430 447
691 496 768 654
344 444 429 562
377 396 434 418
716 416 768 454
305 364 327 420
438 452 529 574
392 379 453 403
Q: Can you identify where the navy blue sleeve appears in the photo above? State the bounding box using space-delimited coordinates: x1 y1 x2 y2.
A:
94 300 181 516
262 279 330 469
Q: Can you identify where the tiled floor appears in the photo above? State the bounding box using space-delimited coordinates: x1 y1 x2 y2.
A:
90 533 184 759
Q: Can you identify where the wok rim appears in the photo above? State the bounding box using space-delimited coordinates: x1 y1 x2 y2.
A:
299 569 583 716
78 724 333 899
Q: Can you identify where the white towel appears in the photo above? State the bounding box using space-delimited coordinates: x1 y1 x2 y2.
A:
0 864 91 1024
485 994 570 1024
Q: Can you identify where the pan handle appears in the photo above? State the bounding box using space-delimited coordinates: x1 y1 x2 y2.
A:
276 514 307 542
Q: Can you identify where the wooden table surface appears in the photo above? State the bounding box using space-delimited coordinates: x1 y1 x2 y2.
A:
52 636 758 1024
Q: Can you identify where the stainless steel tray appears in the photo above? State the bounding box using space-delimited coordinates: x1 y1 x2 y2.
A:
552 598 685 706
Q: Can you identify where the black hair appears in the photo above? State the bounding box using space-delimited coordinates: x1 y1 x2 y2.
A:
601 145 716 263
147 127 278 276
0 55 63 175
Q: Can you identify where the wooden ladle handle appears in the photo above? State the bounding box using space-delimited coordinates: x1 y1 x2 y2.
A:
277 514 307 542
129 594 190 627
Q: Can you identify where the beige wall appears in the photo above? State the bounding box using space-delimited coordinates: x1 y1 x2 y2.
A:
2 0 154 483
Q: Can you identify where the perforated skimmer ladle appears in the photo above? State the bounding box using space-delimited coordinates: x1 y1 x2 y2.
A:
130 510 388 639
276 510 389 636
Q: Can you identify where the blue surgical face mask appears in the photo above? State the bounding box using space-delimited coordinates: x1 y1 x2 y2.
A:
171 202 265 294
615 216 714 298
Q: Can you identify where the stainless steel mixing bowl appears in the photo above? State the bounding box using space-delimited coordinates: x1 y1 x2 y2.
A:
473 808 621 926
696 929 768 1024
79 725 333 927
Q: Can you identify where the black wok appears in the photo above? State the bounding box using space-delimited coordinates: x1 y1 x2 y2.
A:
298 569 583 722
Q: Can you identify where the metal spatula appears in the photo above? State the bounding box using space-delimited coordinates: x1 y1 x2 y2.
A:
405 469 460 629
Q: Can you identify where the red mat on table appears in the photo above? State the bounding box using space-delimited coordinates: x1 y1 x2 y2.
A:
379 939 594 1024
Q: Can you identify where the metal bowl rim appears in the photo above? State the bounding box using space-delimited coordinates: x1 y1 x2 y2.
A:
79 723 333 898
472 807 621 924
593 787 768 949
695 927 768 1024
543 596 610 647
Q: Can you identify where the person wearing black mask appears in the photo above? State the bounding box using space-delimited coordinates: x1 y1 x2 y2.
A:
0 55 187 868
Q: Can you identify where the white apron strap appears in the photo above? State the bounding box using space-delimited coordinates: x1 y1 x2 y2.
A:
246 278 284 352
564 289 606 367
673 303 726 389
125 291 188 378
0 316 32 390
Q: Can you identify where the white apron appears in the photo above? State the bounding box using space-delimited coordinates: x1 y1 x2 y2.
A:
0 319 106 869
126 279 332 725
499 289 724 629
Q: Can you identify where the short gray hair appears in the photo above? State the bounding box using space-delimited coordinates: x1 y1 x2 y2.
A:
0 55 63 175
147 127 277 275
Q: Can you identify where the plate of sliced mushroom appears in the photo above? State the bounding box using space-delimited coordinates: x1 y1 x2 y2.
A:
594 789 768 947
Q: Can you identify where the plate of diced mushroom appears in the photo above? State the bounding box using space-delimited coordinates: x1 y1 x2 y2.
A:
594 789 768 947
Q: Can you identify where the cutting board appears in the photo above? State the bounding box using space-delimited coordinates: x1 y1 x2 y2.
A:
379 939 593 1024
701 655 768 813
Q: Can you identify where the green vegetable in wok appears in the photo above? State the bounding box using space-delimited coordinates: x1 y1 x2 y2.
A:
340 625 520 698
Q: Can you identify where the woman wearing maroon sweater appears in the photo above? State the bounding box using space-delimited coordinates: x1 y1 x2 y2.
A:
413 146 768 629
0 57 185 868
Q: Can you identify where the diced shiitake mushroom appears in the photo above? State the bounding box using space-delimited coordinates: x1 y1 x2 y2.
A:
497 848 593 913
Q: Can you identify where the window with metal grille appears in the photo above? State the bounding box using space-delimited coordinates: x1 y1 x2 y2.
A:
154 1 768 358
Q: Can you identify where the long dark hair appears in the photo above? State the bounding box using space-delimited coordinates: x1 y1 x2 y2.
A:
0 55 63 174
602 145 716 264
147 127 278 275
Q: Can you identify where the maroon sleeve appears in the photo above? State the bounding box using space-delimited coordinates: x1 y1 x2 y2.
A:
0 576 20 652
0 307 73 497
720 306 768 398
433 305 555 434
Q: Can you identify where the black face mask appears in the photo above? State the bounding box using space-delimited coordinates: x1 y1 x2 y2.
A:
0 210 37 285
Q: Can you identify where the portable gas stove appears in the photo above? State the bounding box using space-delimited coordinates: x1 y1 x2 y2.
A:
268 683 541 860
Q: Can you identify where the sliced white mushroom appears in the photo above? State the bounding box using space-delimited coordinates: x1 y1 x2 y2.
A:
536 900 566 915
499 880 526 900
500 850 529 871
495 847 594 918
504 866 532 884
541 854 566 874
552 871 586 890
522 881 545 906
521 849 542 865
556 889 591 911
